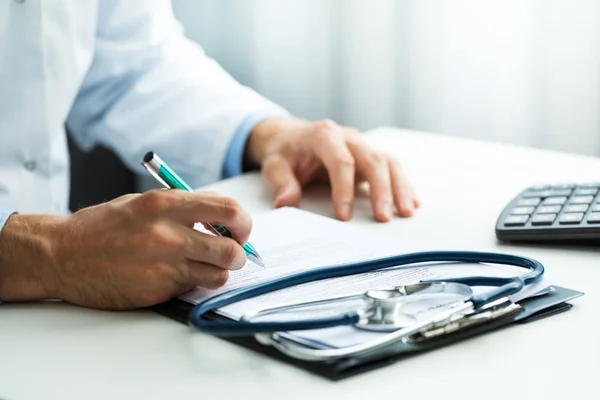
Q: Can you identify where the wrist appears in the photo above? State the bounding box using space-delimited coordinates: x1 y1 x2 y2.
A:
0 214 66 302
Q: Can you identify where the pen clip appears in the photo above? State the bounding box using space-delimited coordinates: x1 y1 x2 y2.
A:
141 162 171 189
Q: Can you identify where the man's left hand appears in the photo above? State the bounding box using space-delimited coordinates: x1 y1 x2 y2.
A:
244 117 420 222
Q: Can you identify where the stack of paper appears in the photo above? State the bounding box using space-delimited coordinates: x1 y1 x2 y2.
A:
181 207 550 349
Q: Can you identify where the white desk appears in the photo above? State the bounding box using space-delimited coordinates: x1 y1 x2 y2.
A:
1 128 599 400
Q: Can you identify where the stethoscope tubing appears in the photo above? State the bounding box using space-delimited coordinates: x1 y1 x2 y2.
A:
188 251 544 335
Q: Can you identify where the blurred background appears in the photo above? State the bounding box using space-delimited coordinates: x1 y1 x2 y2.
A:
171 0 600 157
70 0 600 210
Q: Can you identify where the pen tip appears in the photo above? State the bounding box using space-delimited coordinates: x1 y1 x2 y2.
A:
248 253 266 268
143 151 154 163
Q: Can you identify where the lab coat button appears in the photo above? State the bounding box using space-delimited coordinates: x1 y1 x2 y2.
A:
24 160 37 171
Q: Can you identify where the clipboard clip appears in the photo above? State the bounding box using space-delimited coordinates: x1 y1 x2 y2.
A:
407 297 522 343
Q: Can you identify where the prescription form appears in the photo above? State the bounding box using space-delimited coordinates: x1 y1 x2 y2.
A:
180 207 550 349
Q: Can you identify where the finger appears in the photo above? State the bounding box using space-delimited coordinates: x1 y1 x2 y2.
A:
261 156 302 208
195 192 228 232
183 260 231 290
309 123 355 220
179 227 247 271
346 144 393 222
169 191 253 245
389 157 420 217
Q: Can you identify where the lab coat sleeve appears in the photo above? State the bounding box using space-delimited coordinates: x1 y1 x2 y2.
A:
66 0 289 188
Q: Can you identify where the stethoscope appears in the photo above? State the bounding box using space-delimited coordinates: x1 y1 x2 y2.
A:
189 251 544 361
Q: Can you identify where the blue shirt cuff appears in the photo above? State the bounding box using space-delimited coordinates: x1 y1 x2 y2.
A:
222 111 288 179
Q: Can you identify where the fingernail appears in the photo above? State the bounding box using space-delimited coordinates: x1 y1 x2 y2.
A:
379 200 392 220
274 187 291 206
403 198 414 211
340 204 352 220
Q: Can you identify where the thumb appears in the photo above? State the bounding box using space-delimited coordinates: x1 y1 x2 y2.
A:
262 156 302 208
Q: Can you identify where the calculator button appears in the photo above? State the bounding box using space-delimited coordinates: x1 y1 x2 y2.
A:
578 183 600 188
522 191 551 198
511 206 535 215
531 214 556 225
552 184 576 189
528 185 551 191
592 204 600 212
558 213 584 224
574 188 598 196
504 215 529 226
542 197 567 206
563 204 589 213
587 213 600 223
518 198 541 206
547 189 573 197
569 195 594 204
537 205 561 214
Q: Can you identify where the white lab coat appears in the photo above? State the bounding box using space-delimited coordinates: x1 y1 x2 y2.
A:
0 0 287 214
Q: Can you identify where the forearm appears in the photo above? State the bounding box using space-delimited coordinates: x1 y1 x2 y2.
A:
0 214 62 302
67 1 288 188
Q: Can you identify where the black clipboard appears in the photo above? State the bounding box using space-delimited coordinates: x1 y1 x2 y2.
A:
151 285 583 380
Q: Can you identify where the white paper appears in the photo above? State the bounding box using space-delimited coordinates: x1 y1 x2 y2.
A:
180 207 549 349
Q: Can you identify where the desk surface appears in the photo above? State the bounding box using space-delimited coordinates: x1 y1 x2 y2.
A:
2 128 599 400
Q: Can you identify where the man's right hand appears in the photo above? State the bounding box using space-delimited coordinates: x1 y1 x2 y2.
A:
0 190 252 310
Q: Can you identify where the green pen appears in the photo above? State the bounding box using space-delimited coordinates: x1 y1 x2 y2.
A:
141 151 265 267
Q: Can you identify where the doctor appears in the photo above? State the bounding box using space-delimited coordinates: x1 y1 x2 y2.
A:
0 0 419 310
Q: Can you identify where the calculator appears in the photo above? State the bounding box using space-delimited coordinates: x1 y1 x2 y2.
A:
495 183 600 243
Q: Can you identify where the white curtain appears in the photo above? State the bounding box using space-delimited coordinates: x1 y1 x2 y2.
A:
172 0 600 156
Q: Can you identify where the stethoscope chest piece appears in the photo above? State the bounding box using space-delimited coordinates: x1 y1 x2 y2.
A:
355 289 417 332
355 282 474 332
